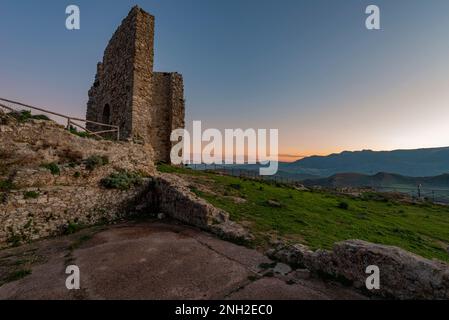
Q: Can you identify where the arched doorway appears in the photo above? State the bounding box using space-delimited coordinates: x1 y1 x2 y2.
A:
102 104 111 125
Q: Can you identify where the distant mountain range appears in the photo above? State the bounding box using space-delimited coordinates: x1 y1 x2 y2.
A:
282 147 449 178
192 146 449 190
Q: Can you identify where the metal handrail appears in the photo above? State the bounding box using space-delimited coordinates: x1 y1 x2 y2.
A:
0 97 120 140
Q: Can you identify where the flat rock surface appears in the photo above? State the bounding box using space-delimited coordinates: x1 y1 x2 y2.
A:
0 220 367 300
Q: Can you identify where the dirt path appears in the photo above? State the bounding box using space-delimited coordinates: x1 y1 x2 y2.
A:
0 220 366 300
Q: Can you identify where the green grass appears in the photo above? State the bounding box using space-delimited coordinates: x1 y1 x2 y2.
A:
158 164 449 262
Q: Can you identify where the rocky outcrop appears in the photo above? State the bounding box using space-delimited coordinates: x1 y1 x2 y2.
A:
151 173 253 244
0 112 156 247
0 114 155 185
268 240 449 299
1 183 152 247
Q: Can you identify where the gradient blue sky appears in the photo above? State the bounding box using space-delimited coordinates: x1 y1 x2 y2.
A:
1 0 449 160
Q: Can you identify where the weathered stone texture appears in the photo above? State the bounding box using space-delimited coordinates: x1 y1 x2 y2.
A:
268 240 449 300
0 183 151 247
131 8 154 143
151 173 253 243
151 73 185 162
0 112 156 248
86 10 138 139
86 6 185 163
0 115 155 182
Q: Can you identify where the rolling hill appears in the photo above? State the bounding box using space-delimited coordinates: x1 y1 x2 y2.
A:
301 172 449 189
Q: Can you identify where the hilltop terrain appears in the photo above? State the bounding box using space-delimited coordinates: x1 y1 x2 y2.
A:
159 164 449 262
1 109 449 299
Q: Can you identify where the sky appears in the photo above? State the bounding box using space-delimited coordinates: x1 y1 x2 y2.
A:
1 0 449 162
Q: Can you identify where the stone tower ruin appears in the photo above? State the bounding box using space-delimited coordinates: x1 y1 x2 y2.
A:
86 6 185 163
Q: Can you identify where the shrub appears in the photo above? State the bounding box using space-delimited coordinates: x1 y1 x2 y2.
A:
85 155 109 171
229 183 242 190
31 114 50 121
69 126 90 138
0 179 15 192
74 171 81 178
100 171 142 190
65 222 84 235
338 201 349 210
41 162 60 175
8 110 50 122
23 191 39 199
6 233 23 247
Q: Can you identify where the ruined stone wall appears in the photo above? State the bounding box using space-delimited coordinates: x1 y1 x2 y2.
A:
86 6 185 164
168 73 186 145
149 73 185 162
150 174 252 243
86 7 151 140
151 73 173 162
0 184 151 248
130 9 154 143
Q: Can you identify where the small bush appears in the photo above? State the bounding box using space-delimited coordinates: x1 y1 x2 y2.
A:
6 233 23 247
74 171 81 178
8 110 50 122
69 126 90 138
100 171 142 190
41 162 60 175
0 179 15 192
31 114 50 121
189 185 201 196
65 222 84 235
85 155 109 171
338 201 349 210
229 183 242 190
23 191 39 199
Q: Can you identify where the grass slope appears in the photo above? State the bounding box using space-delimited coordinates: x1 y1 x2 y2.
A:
158 164 449 262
